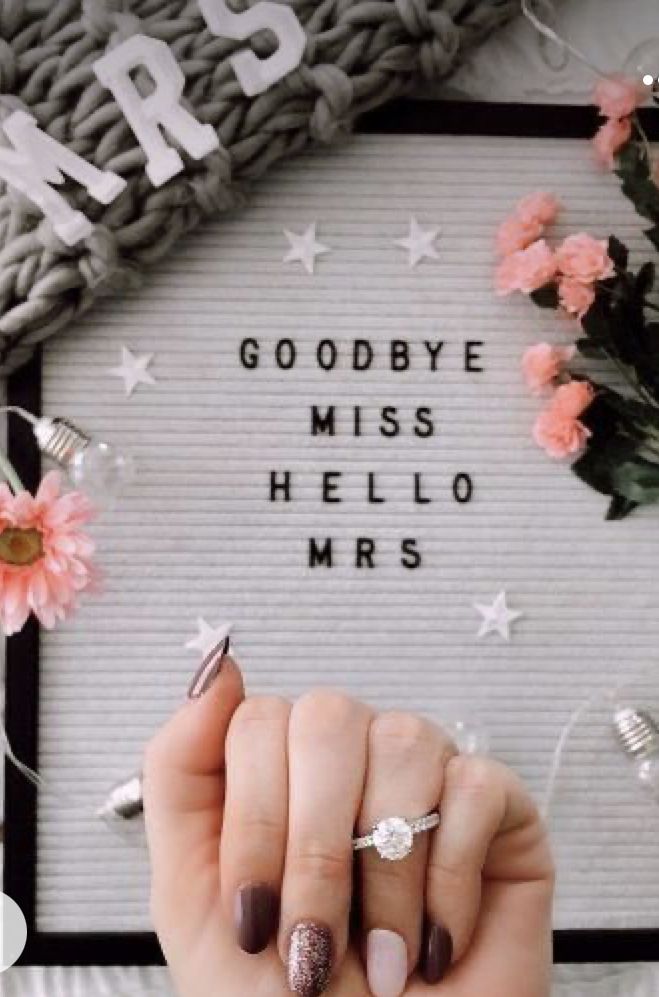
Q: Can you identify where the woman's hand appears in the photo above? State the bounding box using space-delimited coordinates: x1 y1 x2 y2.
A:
144 645 554 997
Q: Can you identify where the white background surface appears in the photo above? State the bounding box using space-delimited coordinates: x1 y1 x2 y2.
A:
3 0 659 993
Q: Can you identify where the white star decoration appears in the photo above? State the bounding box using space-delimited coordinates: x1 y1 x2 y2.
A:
283 223 331 274
185 617 233 658
395 216 440 268
474 590 523 641
109 346 156 397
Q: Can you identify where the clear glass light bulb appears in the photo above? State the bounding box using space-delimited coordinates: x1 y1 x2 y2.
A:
443 713 490 756
613 706 659 805
623 38 659 93
635 752 659 801
33 416 135 507
68 441 135 506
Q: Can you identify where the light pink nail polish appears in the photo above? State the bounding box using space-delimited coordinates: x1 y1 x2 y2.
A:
367 929 408 997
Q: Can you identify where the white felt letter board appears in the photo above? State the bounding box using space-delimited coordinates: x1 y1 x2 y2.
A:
6 113 659 961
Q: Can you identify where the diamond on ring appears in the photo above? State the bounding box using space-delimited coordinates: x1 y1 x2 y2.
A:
372 817 414 860
352 810 440 861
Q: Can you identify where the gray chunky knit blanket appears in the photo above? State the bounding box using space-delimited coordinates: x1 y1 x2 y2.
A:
0 0 518 375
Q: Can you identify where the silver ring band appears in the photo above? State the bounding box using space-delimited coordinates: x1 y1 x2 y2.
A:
352 811 440 861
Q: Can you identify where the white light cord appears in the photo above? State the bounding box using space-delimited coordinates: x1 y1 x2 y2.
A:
0 448 23 493
0 404 39 426
542 663 659 820
1 714 147 848
520 0 607 77
0 404 39 491
1 715 47 790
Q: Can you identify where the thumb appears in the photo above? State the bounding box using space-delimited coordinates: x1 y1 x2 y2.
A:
143 639 245 894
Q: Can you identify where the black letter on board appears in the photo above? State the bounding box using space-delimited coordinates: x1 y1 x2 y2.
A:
465 341 483 372
368 472 385 504
311 406 336 435
453 473 473 503
322 471 342 503
353 340 373 370
276 339 296 369
309 538 333 567
391 340 410 371
239 338 259 369
414 473 431 505
424 341 444 371
414 407 434 438
356 537 376 568
270 471 291 502
317 340 338 371
401 538 421 569
380 406 400 438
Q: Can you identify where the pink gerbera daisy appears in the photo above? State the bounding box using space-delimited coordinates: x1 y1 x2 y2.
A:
0 471 96 635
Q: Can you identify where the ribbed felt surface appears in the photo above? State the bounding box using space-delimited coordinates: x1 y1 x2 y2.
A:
34 133 659 932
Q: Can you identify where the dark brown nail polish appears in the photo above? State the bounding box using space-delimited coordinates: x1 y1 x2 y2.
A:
187 635 230 699
235 883 279 954
422 921 453 984
288 921 333 996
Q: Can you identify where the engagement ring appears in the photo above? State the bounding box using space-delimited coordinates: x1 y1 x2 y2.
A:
352 812 440 861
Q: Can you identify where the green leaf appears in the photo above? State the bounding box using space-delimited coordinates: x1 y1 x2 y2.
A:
615 138 659 225
575 338 604 359
605 495 639 520
620 176 659 223
573 437 659 506
611 457 659 504
645 225 659 252
530 283 559 309
581 295 615 349
634 262 655 300
607 235 628 270
584 388 659 439
616 140 647 179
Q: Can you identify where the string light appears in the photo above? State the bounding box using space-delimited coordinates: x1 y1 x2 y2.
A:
613 707 659 802
1 406 134 504
624 38 659 94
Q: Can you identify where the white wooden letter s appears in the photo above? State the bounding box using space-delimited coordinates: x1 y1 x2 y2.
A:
198 0 305 97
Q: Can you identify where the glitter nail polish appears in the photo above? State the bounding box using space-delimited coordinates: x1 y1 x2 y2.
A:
287 921 333 996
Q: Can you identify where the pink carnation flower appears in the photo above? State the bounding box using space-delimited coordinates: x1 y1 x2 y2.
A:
556 233 615 285
533 407 591 459
495 239 558 296
496 216 543 256
522 342 575 394
552 379 595 419
593 75 644 120
0 471 96 636
592 117 632 169
532 380 595 459
516 192 560 227
558 276 596 319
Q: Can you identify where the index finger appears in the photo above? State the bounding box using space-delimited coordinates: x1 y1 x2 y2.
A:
143 642 245 886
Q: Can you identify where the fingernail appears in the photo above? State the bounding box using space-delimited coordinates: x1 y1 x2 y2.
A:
287 921 333 996
367 929 408 997
235 882 279 954
187 636 230 699
422 921 453 984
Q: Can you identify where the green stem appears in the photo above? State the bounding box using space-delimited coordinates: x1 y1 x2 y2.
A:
632 113 653 171
0 448 24 494
638 441 659 463
602 348 659 408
